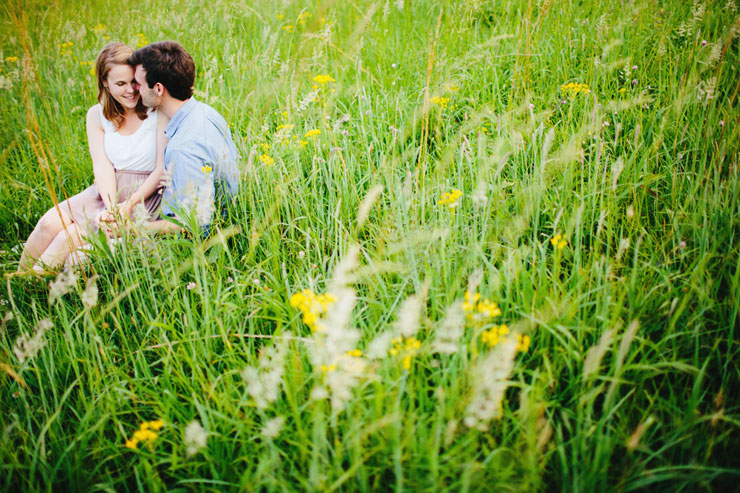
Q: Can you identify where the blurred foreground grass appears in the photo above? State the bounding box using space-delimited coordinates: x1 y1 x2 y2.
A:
1 0 739 490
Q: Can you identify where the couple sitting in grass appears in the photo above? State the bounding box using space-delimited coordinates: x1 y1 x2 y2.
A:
18 41 239 272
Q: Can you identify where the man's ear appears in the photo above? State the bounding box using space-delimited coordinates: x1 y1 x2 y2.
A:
154 82 165 96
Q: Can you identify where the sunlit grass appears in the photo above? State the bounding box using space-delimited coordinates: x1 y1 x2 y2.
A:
1 0 739 490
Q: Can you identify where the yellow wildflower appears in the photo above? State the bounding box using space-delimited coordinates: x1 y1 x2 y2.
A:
389 336 421 370
550 234 567 249
438 189 462 208
618 87 627 94
92 23 107 34
559 82 591 98
260 154 275 165
297 12 312 24
321 363 336 372
476 299 502 318
444 82 460 93
462 290 480 312
347 349 362 358
148 419 164 430
5 56 18 63
135 33 149 49
305 128 321 138
290 289 336 332
57 41 74 55
481 325 510 348
515 334 531 352
125 419 163 450
201 165 212 174
133 429 157 442
312 74 334 85
430 96 450 109
282 25 294 32
260 143 271 151
464 291 504 326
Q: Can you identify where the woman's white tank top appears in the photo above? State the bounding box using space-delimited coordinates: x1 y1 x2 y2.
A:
98 105 157 172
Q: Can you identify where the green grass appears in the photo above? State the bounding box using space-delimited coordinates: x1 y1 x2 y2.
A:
1 0 739 490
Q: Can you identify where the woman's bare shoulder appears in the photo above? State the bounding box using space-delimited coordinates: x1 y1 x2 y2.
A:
86 104 103 127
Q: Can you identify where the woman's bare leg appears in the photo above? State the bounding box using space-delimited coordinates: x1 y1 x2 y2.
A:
18 206 74 271
34 222 86 271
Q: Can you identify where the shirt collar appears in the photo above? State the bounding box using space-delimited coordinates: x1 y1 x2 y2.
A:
164 97 197 138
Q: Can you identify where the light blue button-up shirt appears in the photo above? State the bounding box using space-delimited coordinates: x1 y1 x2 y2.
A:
161 98 239 227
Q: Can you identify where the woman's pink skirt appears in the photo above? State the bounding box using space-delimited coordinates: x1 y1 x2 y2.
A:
57 169 162 234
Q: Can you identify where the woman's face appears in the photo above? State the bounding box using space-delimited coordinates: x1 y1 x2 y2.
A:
105 64 138 109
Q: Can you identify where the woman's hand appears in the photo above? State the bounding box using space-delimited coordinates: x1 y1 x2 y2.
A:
118 199 135 218
96 207 116 225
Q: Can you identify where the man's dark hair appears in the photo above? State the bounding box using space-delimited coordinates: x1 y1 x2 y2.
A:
130 41 195 101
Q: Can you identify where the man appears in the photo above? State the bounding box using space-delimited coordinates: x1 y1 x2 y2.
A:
121 41 239 234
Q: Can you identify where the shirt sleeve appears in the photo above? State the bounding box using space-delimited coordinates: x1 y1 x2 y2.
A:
205 116 240 197
160 148 216 228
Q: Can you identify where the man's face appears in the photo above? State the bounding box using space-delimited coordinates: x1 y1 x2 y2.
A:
133 65 161 108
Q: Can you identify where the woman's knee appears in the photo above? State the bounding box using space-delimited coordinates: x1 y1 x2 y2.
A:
53 223 83 243
36 207 72 237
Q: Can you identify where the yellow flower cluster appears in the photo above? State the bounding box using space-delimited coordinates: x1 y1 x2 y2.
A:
560 82 590 97
125 419 164 450
550 234 567 249
5 56 19 63
346 349 362 358
201 165 212 174
92 23 107 34
481 324 509 347
297 12 312 25
312 74 334 85
136 33 149 49
260 154 274 165
289 289 337 332
515 334 531 353
439 189 462 208
463 291 502 324
305 129 321 138
430 96 450 109
389 336 421 370
58 41 73 56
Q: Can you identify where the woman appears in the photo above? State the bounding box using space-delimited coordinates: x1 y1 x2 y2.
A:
18 42 168 271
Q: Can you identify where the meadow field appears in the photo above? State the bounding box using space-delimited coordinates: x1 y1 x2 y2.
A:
1 0 739 490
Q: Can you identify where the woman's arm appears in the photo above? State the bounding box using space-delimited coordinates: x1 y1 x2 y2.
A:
120 111 169 216
86 105 117 209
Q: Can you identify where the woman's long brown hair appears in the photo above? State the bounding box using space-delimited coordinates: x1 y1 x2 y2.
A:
95 42 147 129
